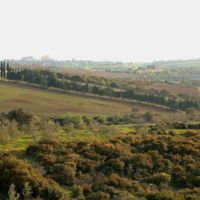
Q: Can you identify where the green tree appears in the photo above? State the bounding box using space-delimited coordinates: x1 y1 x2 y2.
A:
143 112 154 122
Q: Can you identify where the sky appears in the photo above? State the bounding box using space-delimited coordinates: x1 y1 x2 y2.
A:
0 0 200 62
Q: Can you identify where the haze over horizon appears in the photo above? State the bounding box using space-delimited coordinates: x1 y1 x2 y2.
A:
1 0 200 62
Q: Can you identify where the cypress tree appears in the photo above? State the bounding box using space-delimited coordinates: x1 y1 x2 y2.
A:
4 61 6 78
6 61 10 73
0 61 3 78
1 61 6 78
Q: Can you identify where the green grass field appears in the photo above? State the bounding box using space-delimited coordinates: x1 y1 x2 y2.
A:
0 80 174 117
0 124 196 154
0 125 134 153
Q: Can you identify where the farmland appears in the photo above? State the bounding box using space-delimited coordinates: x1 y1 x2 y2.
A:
0 80 176 117
148 82 199 98
62 68 134 79
0 80 129 116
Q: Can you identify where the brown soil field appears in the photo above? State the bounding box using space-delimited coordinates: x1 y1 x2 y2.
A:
63 68 133 79
148 82 198 98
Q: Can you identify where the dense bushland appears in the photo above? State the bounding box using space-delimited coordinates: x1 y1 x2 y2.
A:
24 131 200 199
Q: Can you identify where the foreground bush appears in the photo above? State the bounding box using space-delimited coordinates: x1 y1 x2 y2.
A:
0 155 68 200
25 132 200 199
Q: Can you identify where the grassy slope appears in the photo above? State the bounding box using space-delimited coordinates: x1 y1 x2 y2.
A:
0 80 174 117
0 81 132 116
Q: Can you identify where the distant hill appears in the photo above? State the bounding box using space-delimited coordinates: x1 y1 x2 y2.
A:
152 59 200 68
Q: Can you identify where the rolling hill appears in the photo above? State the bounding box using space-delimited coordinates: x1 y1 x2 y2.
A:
0 80 175 117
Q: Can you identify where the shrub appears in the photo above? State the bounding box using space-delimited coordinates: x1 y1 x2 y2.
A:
71 185 85 200
145 173 171 185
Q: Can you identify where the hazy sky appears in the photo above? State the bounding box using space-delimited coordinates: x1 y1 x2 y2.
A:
0 0 200 62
